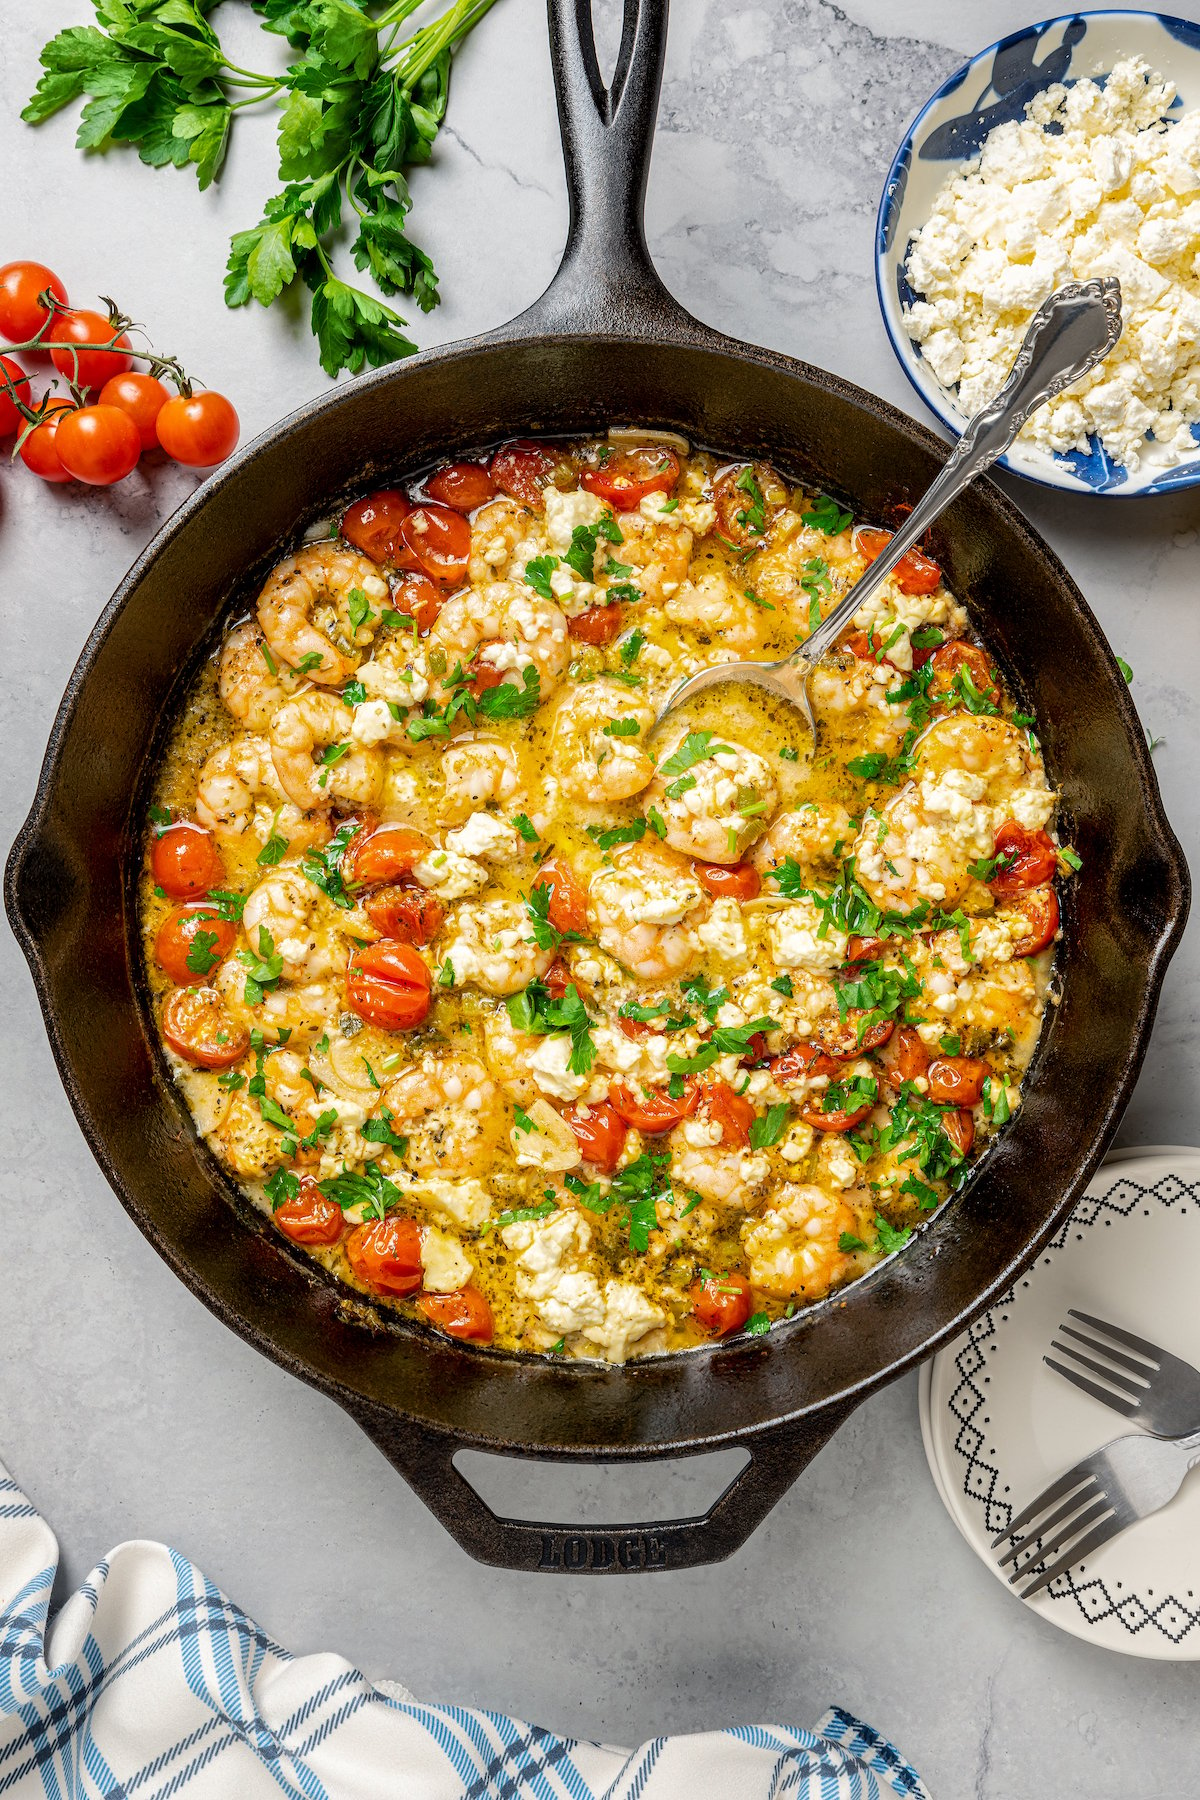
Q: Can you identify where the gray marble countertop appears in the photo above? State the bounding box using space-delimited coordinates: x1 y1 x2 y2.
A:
4 1 1200 1794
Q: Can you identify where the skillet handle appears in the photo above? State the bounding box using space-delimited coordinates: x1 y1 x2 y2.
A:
513 0 701 339
344 1398 860 1572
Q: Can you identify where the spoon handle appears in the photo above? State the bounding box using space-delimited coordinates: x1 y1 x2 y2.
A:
801 277 1123 664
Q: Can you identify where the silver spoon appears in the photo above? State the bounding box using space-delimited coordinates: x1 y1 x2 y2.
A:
656 277 1123 742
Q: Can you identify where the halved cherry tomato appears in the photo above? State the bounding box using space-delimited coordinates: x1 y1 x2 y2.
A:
48 309 132 392
364 885 445 945
346 941 432 1030
347 824 427 886
18 398 74 482
161 985 249 1069
55 404 141 486
856 526 942 596
609 1082 698 1134
532 860 588 936
151 822 224 898
0 260 68 342
770 1041 839 1085
845 933 886 963
562 1099 627 1171
155 905 236 986
886 1024 931 1088
491 439 556 508
568 605 624 645
690 1270 752 1336
419 1285 495 1341
739 1032 771 1068
813 1012 895 1058
1008 885 1059 957
930 639 998 701
341 489 412 563
99 372 169 450
274 1177 344 1247
926 1055 991 1107
581 446 679 508
399 502 471 586
692 859 761 901
943 1109 975 1156
466 658 506 698
713 461 783 546
392 570 444 634
0 356 31 436
543 959 571 1000
988 821 1057 899
346 1214 424 1296
697 1080 755 1148
426 461 495 512
156 391 239 469
802 1092 875 1133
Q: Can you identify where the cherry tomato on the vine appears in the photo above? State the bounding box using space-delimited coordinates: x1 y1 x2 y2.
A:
156 390 240 469
17 399 74 482
150 821 224 898
48 309 132 392
0 355 31 436
99 371 168 450
0 261 68 343
55 403 141 486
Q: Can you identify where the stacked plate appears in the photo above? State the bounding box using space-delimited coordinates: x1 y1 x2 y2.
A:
920 1148 1200 1660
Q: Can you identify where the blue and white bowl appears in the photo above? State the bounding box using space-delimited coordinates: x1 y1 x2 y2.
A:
876 11 1200 496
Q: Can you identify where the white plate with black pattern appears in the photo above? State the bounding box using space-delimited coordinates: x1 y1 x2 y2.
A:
919 1148 1200 1659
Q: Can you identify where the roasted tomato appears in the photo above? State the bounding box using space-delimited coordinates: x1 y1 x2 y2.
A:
930 639 998 701
274 1178 344 1247
886 1024 931 1088
425 460 495 512
697 1080 755 1147
843 629 905 671
562 1099 627 1172
341 488 412 563
568 605 624 645
391 570 444 634
690 1270 753 1336
398 502 471 586
943 1109 975 1157
346 1215 425 1296
364 884 445 945
692 859 761 901
1009 885 1060 957
581 445 679 507
150 821 224 898
347 824 427 886
926 1055 991 1107
532 859 588 936
154 904 236 986
855 526 942 596
609 1082 698 1134
988 821 1058 899
845 933 887 963
543 958 571 1000
491 439 556 508
346 941 432 1031
801 1090 875 1133
713 461 784 546
813 1012 895 1058
161 986 249 1068
419 1286 495 1341
770 1041 839 1086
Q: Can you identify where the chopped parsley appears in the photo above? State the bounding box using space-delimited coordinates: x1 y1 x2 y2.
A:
482 1199 558 1234
238 925 283 1004
801 493 852 535
184 928 222 978
319 1161 402 1222
587 818 647 850
604 717 642 737
619 628 645 668
524 555 559 600
256 829 290 867
506 979 596 1076
511 812 539 843
659 730 731 780
733 466 766 536
749 1103 790 1150
361 1107 408 1154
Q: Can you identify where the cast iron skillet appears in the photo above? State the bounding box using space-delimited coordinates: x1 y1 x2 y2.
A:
5 0 1189 1573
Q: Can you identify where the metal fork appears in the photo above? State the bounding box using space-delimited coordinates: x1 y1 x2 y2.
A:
992 1428 1200 1598
1045 1309 1200 1437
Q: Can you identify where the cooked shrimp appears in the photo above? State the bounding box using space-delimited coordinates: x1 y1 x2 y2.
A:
429 582 570 699
644 735 778 864
610 509 692 603
268 693 385 813
548 681 657 805
214 960 339 1047
671 1134 771 1206
195 735 330 852
242 863 358 982
740 1183 857 1300
218 621 303 729
808 660 911 755
589 841 706 980
468 498 543 585
257 542 389 684
441 734 523 825
754 802 853 884
750 522 858 623
210 1086 289 1182
664 571 770 654
381 1055 508 1176
437 894 553 996
915 714 1032 790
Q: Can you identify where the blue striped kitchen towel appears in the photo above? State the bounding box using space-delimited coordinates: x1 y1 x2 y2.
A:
0 1461 929 1798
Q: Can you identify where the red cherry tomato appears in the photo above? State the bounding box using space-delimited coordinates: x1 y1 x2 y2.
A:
568 606 624 645
155 905 236 987
419 1286 495 1341
886 1024 931 1088
161 985 249 1069
532 860 588 936
561 1099 627 1171
845 933 887 963
274 1178 344 1247
151 822 224 898
156 390 239 469
391 570 443 634
346 1215 425 1296
0 261 68 342
398 503 471 586
48 309 132 392
341 488 412 563
347 824 427 886
0 356 31 435
930 639 998 701
99 371 168 450
770 1042 840 1086
364 884 445 946
491 439 556 508
988 821 1058 899
609 1082 699 1134
713 461 782 545
54 404 141 485
739 1031 771 1068
697 1080 756 1148
943 1109 975 1157
346 941 432 1031
425 460 495 512
802 1092 875 1133
691 1270 753 1336
691 859 762 901
581 446 679 508
926 1055 991 1107
1008 885 1060 957
18 398 74 482
543 959 571 1000
855 526 942 596
813 1012 895 1058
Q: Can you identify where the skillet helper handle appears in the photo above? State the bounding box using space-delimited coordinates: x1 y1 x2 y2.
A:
347 1399 859 1573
